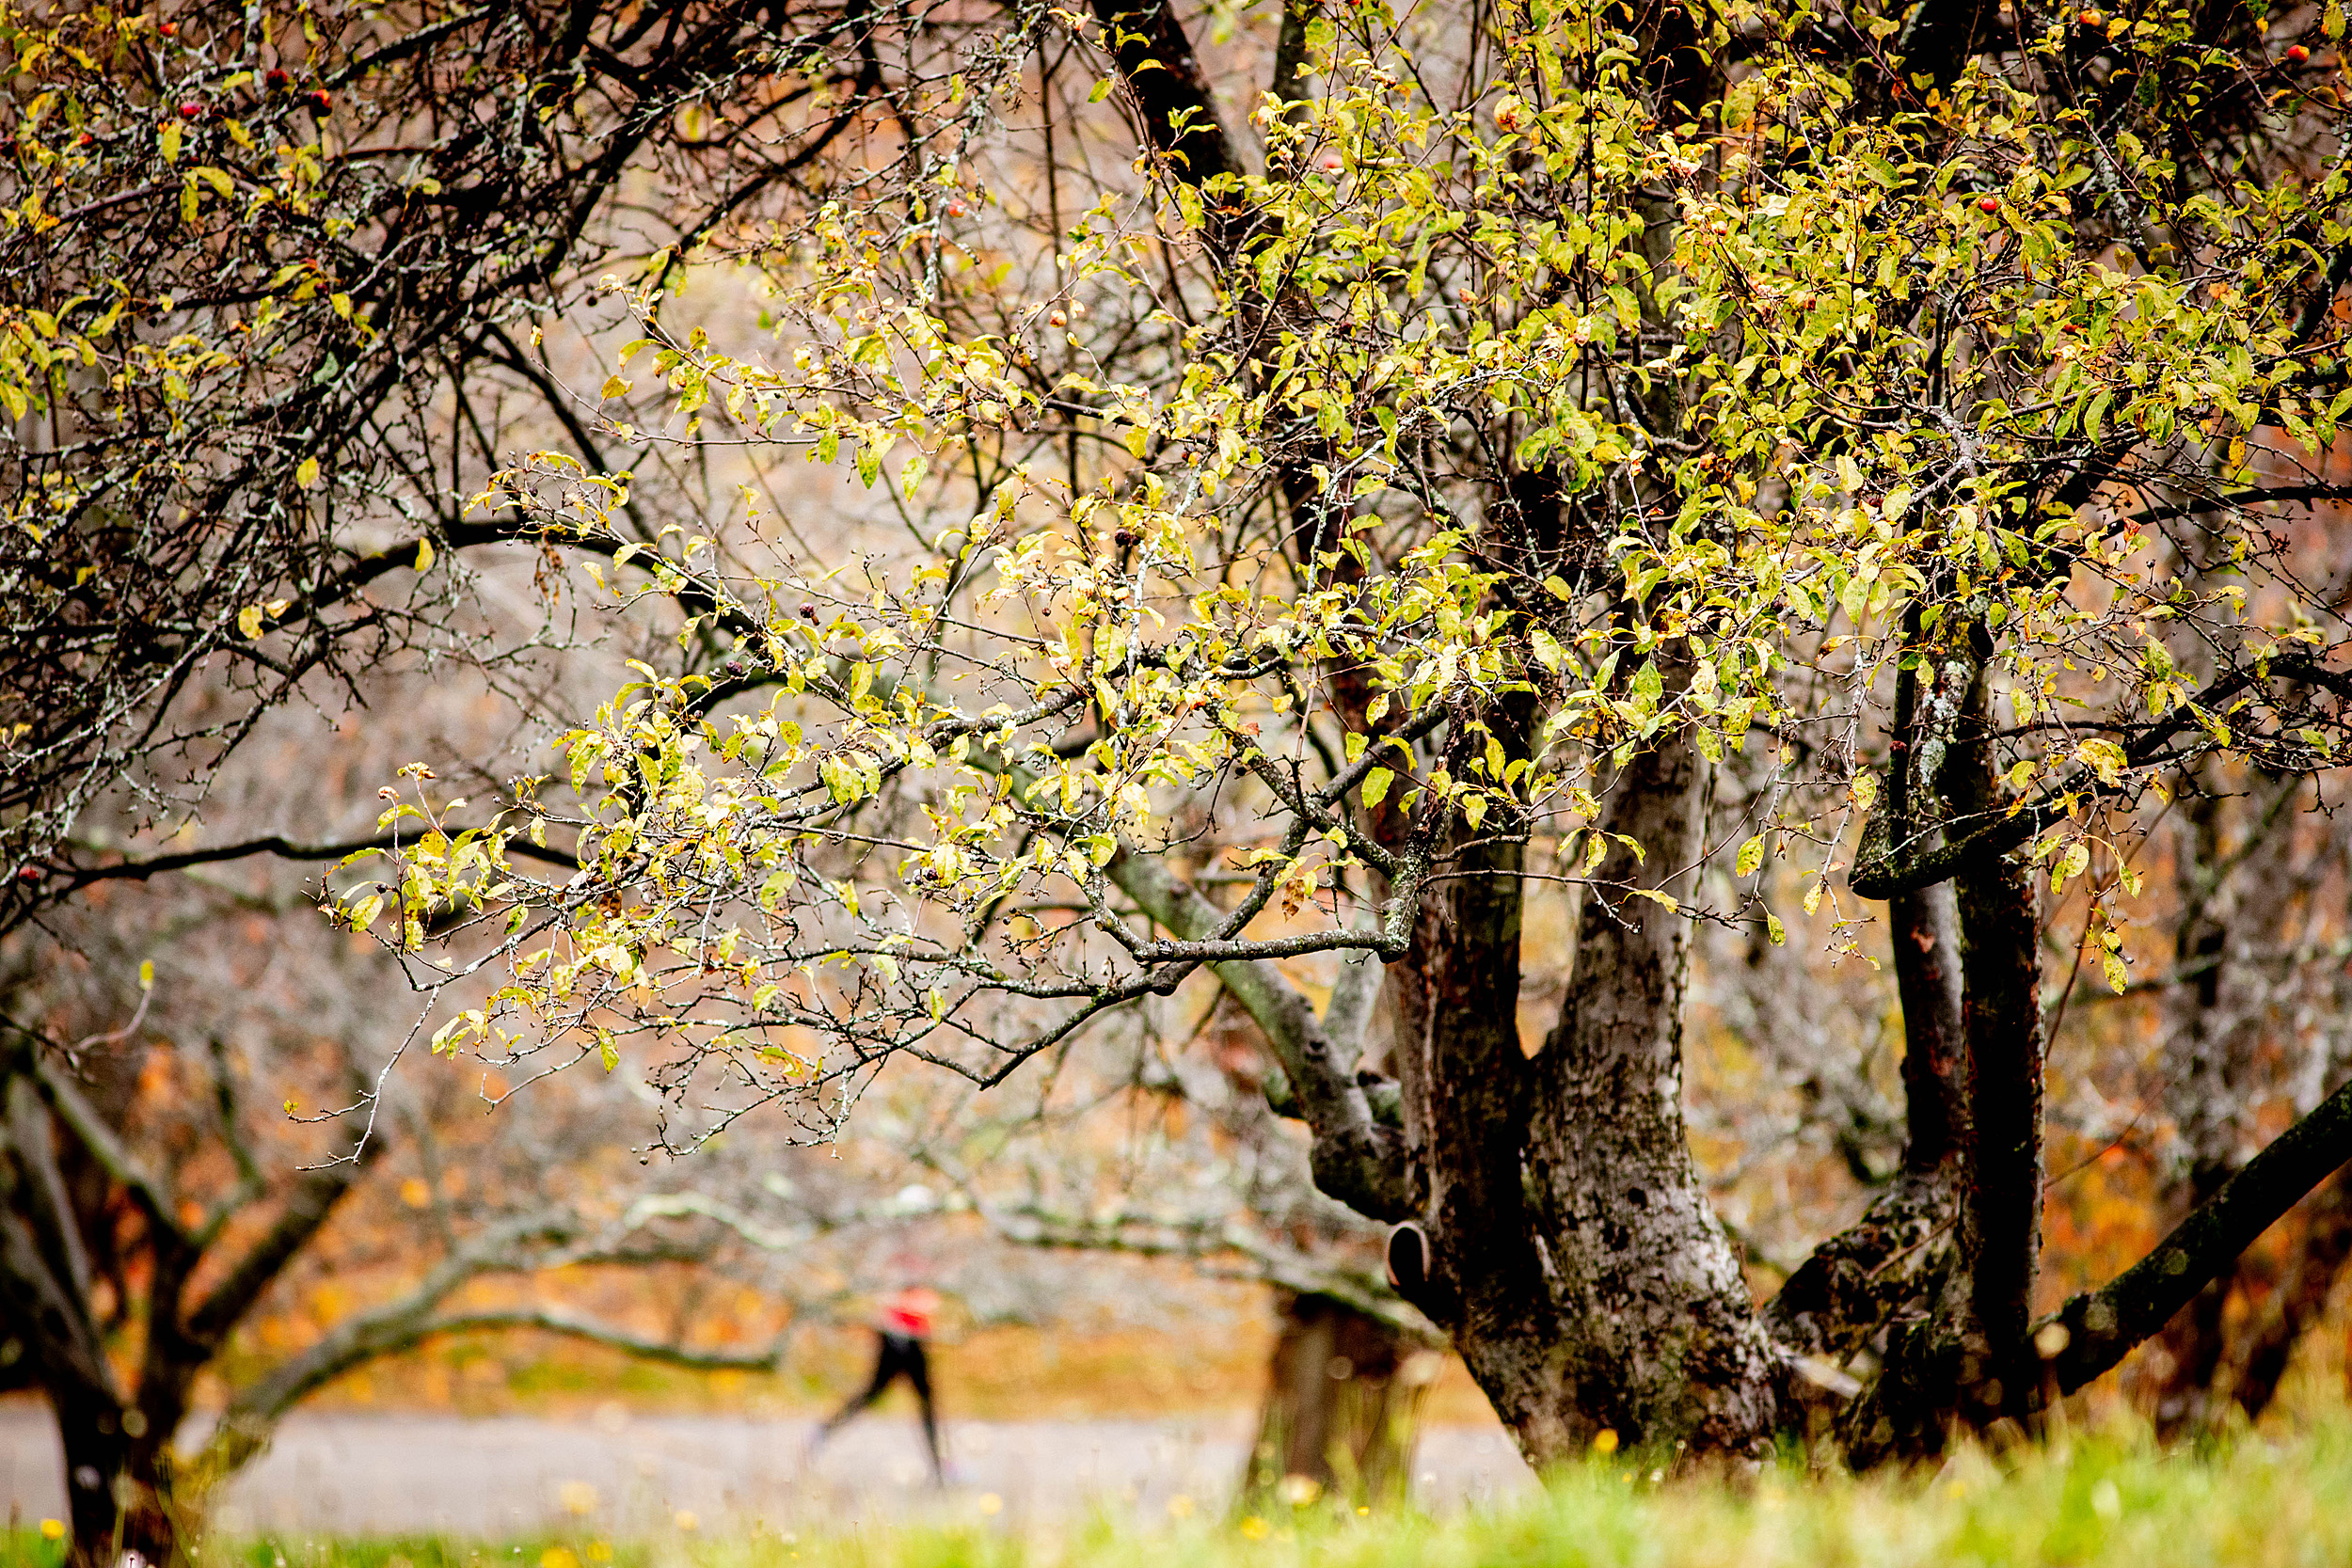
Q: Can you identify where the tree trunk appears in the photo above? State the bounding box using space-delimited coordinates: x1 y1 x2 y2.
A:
2144 784 2244 1437
1767 879 1968 1451
1241 1292 1435 1508
1523 731 1781 1459
1765 632 1973 1385
1932 638 2047 1422
55 1394 179 1568
1392 721 1780 1465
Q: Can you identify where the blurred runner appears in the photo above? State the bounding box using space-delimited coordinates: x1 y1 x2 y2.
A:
811 1284 945 1481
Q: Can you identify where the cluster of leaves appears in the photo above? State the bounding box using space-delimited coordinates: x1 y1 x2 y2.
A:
0 0 979 935
340 0 2352 1133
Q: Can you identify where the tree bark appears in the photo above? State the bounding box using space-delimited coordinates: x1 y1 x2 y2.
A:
1242 1291 1435 1508
1939 641 2046 1420
1514 730 1779 1461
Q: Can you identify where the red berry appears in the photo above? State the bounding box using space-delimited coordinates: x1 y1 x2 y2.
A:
15 867 42 884
266 68 290 89
179 101 202 119
158 19 176 35
2288 43 2312 61
77 132 94 147
2077 8 2100 24
1979 196 2001 213
308 88 330 111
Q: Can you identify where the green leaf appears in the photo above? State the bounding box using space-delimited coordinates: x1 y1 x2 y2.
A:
1737 835 1766 878
1360 767 1393 808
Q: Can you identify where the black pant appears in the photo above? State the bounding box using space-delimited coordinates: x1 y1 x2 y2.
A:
818 1331 941 1478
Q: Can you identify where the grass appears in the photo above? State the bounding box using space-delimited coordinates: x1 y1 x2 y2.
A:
5 1416 2351 1568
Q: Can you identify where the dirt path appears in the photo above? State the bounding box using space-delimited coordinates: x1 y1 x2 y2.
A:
0 1408 1530 1537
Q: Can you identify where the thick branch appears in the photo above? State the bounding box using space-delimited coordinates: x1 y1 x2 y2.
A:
30 1058 185 1248
183 1156 376 1349
983 1199 1437 1343
2038 1069 2352 1394
1086 0 1240 199
1110 847 1416 1219
0 1208 117 1414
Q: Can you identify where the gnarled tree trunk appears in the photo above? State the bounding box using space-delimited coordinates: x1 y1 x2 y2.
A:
1390 727 1781 1465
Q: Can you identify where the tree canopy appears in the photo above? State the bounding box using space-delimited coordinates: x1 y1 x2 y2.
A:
17 0 2352 1477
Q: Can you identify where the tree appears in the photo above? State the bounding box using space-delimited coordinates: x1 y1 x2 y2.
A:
0 0 917 927
27 0 2352 1479
376 0 2352 1467
1 0 1448 1541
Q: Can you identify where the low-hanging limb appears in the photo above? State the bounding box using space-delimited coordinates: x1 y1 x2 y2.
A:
2036 1066 2352 1396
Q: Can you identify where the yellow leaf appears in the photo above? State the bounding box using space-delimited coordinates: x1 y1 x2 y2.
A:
601 374 631 399
414 538 435 573
237 604 263 639
1737 835 1766 878
296 455 320 489
1360 766 1393 808
138 959 154 990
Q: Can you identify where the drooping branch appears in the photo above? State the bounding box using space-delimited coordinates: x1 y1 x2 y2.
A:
389 1309 787 1371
